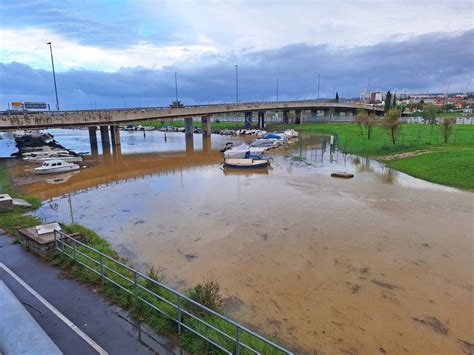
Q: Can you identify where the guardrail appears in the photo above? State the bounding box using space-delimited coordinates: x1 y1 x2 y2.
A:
54 230 293 355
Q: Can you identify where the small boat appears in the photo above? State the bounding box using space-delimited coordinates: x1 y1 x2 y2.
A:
223 158 270 169
34 159 80 175
331 172 354 179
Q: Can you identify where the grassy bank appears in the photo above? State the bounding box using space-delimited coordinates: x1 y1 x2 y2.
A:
284 123 474 190
48 225 285 354
138 119 246 131
0 161 41 236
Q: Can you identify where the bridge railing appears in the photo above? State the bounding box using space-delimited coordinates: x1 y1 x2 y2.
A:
54 230 293 355
2 99 370 116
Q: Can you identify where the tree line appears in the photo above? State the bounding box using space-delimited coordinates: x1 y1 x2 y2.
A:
354 108 456 145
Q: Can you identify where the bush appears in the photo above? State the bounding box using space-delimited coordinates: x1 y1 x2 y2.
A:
188 280 223 313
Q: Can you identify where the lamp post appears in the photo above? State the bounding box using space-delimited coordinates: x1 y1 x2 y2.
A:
235 64 239 104
174 72 179 102
317 74 320 100
46 42 60 111
276 78 279 102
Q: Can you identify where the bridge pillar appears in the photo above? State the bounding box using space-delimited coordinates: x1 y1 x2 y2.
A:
310 110 318 121
184 117 193 135
244 112 253 129
185 133 194 154
100 126 110 154
282 110 289 124
201 115 211 137
295 110 302 124
110 126 121 146
202 135 212 153
88 127 98 157
257 111 265 128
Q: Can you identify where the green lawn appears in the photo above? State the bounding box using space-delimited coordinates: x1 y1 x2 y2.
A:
138 119 246 130
386 148 474 190
281 123 474 190
0 162 41 236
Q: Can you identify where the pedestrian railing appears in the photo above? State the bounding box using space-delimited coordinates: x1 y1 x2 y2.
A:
54 230 293 355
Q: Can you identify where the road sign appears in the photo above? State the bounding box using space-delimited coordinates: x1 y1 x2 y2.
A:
24 102 48 109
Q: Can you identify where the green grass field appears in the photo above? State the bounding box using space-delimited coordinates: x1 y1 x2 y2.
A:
139 119 246 130
0 162 41 236
282 123 474 190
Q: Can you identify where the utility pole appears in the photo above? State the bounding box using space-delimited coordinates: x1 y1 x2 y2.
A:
317 74 320 100
46 42 60 110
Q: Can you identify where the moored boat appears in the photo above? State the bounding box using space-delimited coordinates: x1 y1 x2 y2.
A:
34 159 80 175
223 158 270 169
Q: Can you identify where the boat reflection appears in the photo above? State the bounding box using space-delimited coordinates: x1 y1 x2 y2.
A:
222 166 271 176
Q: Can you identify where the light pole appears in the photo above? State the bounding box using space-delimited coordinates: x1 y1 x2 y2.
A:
276 78 279 102
174 72 179 103
317 74 320 100
46 42 60 111
235 64 239 104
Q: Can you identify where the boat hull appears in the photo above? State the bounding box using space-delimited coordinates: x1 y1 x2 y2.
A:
223 158 270 169
34 165 80 175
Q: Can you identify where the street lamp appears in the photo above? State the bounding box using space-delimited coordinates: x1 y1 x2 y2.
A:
174 72 179 102
235 64 239 104
46 42 60 111
317 74 320 100
276 78 279 102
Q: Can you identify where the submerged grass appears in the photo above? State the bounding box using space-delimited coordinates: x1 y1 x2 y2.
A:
280 123 474 190
48 224 287 354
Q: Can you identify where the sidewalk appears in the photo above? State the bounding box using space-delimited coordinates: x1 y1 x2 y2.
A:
0 230 181 355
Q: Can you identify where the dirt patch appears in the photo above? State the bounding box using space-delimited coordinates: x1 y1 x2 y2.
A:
376 150 433 162
222 295 244 313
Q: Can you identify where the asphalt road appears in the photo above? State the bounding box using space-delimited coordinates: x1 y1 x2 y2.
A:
0 230 180 355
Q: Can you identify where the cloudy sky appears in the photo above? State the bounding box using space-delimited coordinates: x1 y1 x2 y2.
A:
0 0 473 109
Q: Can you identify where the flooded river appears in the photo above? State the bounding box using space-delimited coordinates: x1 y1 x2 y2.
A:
5 129 473 354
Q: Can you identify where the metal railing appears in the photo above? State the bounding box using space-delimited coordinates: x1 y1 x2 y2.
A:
54 230 293 355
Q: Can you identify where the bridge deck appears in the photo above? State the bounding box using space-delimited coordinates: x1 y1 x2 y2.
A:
1 101 383 129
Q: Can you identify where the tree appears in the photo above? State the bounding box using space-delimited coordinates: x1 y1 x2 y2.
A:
381 108 402 145
354 109 368 135
441 118 455 143
384 91 392 112
421 105 439 134
365 113 377 140
170 100 184 108
328 108 335 118
392 93 397 107
335 92 339 103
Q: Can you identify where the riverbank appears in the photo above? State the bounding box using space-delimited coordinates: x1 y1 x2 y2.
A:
285 123 474 190
0 160 288 354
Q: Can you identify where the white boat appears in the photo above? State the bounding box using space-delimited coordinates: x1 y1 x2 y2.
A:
34 159 80 175
224 158 270 169
27 155 83 163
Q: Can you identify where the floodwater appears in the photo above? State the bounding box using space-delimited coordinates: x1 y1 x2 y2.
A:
7 130 474 354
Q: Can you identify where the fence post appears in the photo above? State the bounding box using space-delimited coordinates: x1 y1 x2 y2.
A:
235 326 241 355
99 254 104 280
134 271 138 292
177 295 182 335
73 239 77 263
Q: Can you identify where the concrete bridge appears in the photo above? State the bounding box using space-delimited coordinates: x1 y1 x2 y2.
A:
2 100 383 155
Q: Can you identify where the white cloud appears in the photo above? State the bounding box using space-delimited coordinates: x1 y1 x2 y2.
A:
0 27 218 71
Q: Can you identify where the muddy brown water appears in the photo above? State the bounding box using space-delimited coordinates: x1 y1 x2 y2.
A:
7 130 473 354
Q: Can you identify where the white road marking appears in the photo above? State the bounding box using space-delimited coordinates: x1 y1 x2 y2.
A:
0 262 108 355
